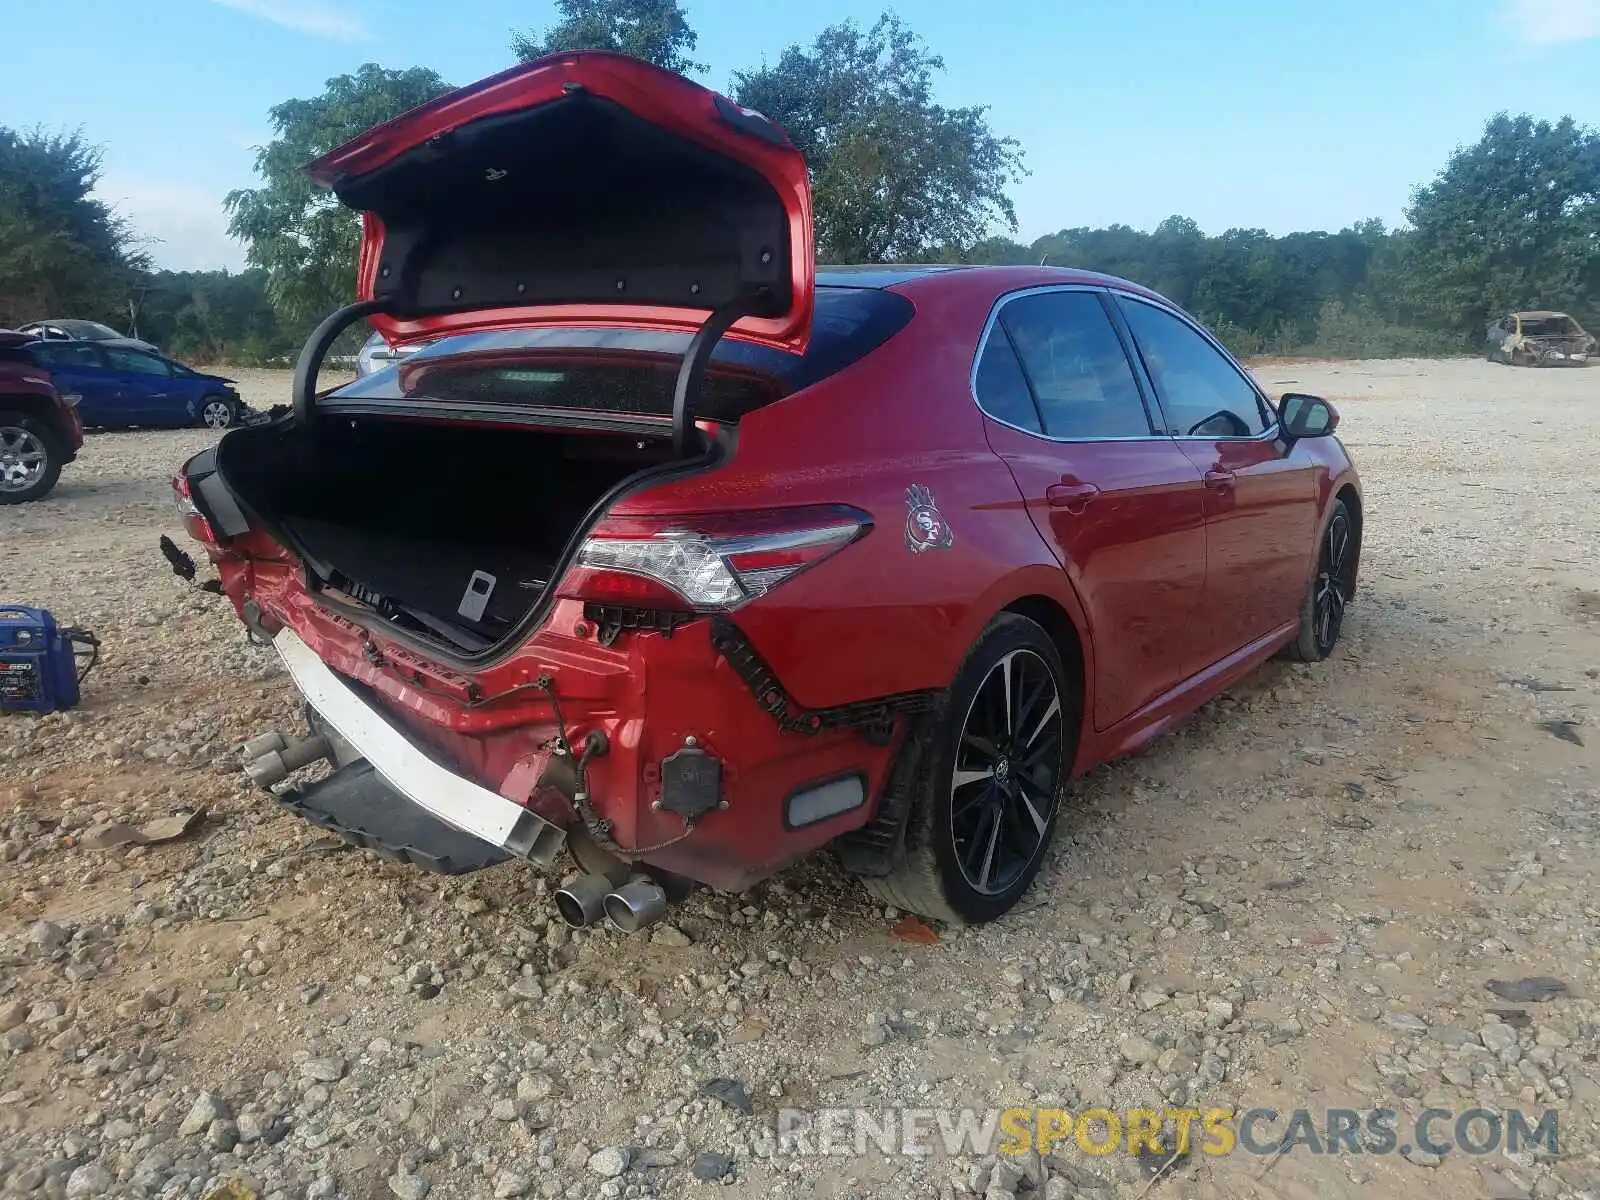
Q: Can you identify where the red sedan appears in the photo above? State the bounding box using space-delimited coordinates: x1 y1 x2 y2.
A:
174 52 1361 927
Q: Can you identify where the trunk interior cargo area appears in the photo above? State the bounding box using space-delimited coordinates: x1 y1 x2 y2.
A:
217 418 676 652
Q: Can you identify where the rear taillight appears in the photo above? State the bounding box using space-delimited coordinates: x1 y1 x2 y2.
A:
171 471 219 545
557 506 871 611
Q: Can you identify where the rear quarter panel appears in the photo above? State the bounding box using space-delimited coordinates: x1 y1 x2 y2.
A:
613 271 1089 709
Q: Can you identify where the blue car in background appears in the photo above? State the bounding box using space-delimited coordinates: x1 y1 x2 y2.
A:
26 341 250 430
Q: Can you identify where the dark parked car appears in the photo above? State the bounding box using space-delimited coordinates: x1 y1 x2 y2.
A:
0 330 83 503
1486 311 1594 366
17 319 161 355
29 341 249 429
175 52 1362 928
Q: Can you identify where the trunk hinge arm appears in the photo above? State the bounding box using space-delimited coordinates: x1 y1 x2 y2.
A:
670 291 772 457
296 290 772 447
292 299 390 425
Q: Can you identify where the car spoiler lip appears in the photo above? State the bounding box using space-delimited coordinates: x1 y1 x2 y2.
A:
305 50 815 357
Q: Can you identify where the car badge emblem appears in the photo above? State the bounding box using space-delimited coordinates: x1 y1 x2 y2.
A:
904 484 954 554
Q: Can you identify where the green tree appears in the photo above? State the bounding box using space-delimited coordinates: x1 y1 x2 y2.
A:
224 64 453 326
511 0 704 72
1403 113 1600 339
134 269 298 365
732 14 1025 263
950 236 1034 265
0 127 148 325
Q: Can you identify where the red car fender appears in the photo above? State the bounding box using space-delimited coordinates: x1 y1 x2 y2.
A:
1297 460 1363 593
0 360 83 454
942 563 1098 715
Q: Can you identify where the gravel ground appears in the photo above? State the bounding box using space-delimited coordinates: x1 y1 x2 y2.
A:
2 359 1598 1200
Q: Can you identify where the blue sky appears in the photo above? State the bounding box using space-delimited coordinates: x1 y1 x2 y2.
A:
5 0 1597 271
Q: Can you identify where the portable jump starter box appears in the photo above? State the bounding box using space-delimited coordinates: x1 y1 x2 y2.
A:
0 607 99 715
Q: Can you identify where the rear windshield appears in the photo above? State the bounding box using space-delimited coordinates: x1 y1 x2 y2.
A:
329 286 914 422
1521 316 1581 337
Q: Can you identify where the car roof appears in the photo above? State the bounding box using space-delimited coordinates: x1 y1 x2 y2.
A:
1514 310 1571 319
27 336 167 354
26 318 110 331
818 262 1164 301
815 265 963 288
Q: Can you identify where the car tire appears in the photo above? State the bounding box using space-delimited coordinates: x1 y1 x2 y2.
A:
199 395 237 430
0 411 63 504
1282 498 1356 662
862 613 1078 924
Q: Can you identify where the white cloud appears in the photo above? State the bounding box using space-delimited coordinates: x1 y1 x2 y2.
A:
203 0 368 42
1504 0 1600 44
98 177 247 273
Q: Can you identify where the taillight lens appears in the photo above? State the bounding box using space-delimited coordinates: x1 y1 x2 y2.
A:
558 506 871 610
171 471 219 545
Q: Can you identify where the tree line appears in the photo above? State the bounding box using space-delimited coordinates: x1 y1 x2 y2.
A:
2 0 1596 364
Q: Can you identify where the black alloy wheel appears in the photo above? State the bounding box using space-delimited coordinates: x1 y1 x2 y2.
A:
860 614 1077 924
949 647 1065 896
1313 507 1353 656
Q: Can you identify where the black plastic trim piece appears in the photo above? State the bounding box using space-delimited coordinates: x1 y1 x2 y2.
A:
830 712 938 876
276 759 510 875
709 617 942 737
582 604 697 647
713 94 791 147
195 470 251 538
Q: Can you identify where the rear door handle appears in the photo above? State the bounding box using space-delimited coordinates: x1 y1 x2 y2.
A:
1203 470 1235 489
1046 481 1100 511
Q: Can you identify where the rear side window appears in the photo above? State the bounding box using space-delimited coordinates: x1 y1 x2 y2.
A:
105 347 171 376
1521 316 1579 337
332 286 915 422
36 344 104 370
972 333 1039 432
974 290 1153 439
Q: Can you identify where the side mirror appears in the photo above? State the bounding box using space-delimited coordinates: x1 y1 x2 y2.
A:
1279 393 1339 440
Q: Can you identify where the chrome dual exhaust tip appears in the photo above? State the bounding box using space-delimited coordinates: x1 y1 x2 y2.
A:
553 873 612 928
554 873 670 933
242 730 333 789
602 878 669 934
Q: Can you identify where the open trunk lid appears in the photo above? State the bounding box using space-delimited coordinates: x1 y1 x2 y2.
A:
306 50 815 354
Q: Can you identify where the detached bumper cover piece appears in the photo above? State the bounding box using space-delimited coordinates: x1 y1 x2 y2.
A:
271 626 566 865
278 761 512 875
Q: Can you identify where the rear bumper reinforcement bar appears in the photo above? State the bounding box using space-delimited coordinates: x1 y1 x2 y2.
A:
271 626 566 866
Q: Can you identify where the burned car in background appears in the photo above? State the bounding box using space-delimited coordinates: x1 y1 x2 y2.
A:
1486 311 1595 366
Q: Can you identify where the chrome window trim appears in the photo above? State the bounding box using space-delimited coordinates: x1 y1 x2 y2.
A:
1113 292 1281 440
967 284 1170 445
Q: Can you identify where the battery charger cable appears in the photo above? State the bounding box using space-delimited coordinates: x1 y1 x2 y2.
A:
63 628 101 683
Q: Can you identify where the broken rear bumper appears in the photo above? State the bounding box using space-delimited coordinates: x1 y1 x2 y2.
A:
279 761 514 874
271 626 566 867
